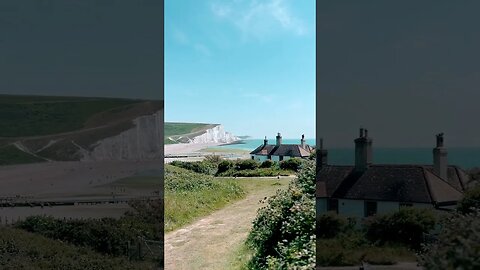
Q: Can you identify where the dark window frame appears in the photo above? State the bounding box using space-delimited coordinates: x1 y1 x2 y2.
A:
327 198 339 214
364 201 377 217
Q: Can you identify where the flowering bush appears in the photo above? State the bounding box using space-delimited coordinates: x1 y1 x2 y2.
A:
246 160 315 269
457 186 480 214
420 209 480 269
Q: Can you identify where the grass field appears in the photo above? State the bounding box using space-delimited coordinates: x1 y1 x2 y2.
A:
0 227 156 269
164 165 246 232
0 95 163 164
0 95 143 137
164 122 214 144
0 144 46 165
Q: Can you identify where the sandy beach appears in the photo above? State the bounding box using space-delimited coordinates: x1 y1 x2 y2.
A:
164 142 250 163
164 142 224 155
0 160 162 220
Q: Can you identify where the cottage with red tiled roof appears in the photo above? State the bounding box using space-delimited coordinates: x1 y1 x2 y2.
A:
250 133 314 162
316 129 468 219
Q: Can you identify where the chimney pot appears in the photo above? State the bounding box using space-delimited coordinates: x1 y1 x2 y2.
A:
355 129 373 172
433 133 448 179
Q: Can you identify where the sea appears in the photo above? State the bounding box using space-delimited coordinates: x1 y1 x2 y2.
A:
219 139 480 169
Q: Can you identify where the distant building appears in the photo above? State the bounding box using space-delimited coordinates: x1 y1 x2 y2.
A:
250 133 314 162
316 129 468 219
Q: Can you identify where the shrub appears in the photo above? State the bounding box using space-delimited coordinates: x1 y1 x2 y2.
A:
169 160 217 175
420 209 480 269
235 159 259 170
15 216 138 256
204 154 222 164
279 158 302 172
216 160 234 175
260 159 274 168
457 186 480 214
364 208 436 250
317 212 347 239
246 160 315 269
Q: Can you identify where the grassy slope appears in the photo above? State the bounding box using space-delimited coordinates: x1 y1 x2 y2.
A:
164 122 214 144
0 95 141 138
0 144 46 165
0 95 163 163
164 165 246 232
0 227 156 270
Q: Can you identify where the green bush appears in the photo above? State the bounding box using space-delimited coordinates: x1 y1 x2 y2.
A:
317 212 348 239
204 154 223 164
0 227 155 269
246 160 315 269
16 216 138 257
217 160 234 175
236 159 259 170
169 160 217 175
279 158 302 172
364 208 436 250
457 186 480 214
260 159 274 168
420 209 480 269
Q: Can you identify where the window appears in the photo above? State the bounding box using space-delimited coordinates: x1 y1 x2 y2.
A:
251 156 255 160
327 199 339 213
364 201 377 217
279 156 284 161
268 155 271 160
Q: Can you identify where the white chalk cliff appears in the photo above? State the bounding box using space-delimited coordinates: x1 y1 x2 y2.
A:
83 111 163 161
189 125 240 144
83 115 238 160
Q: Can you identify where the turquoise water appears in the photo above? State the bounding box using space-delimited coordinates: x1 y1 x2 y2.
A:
220 139 316 151
328 148 480 169
219 139 480 169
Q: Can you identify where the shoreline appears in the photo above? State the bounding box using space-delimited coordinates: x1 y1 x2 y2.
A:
164 142 251 163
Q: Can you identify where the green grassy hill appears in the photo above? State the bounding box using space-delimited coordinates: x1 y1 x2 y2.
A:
164 122 216 144
0 227 156 269
0 94 163 165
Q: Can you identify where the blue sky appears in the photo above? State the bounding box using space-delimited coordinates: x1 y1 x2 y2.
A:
165 0 315 139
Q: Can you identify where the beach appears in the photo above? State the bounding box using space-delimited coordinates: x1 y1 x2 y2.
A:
164 142 250 163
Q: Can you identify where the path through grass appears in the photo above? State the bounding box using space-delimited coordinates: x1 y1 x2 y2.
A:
164 176 291 270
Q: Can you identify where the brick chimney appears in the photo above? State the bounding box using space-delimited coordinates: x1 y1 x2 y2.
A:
433 133 448 179
318 138 328 168
276 132 282 146
354 127 373 172
300 134 306 148
264 136 268 146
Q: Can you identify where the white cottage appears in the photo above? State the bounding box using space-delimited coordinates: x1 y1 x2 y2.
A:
250 133 314 162
316 129 468 219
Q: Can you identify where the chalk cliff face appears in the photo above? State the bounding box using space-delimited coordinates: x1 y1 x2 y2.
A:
189 125 240 144
83 111 163 161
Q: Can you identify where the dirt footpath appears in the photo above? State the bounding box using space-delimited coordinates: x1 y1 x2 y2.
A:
164 180 289 270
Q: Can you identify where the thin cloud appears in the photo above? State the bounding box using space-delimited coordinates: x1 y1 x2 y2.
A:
173 29 189 45
194 43 212 56
210 0 307 40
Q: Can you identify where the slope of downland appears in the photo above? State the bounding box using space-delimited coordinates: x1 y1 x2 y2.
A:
164 122 216 144
0 95 163 164
0 227 156 270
